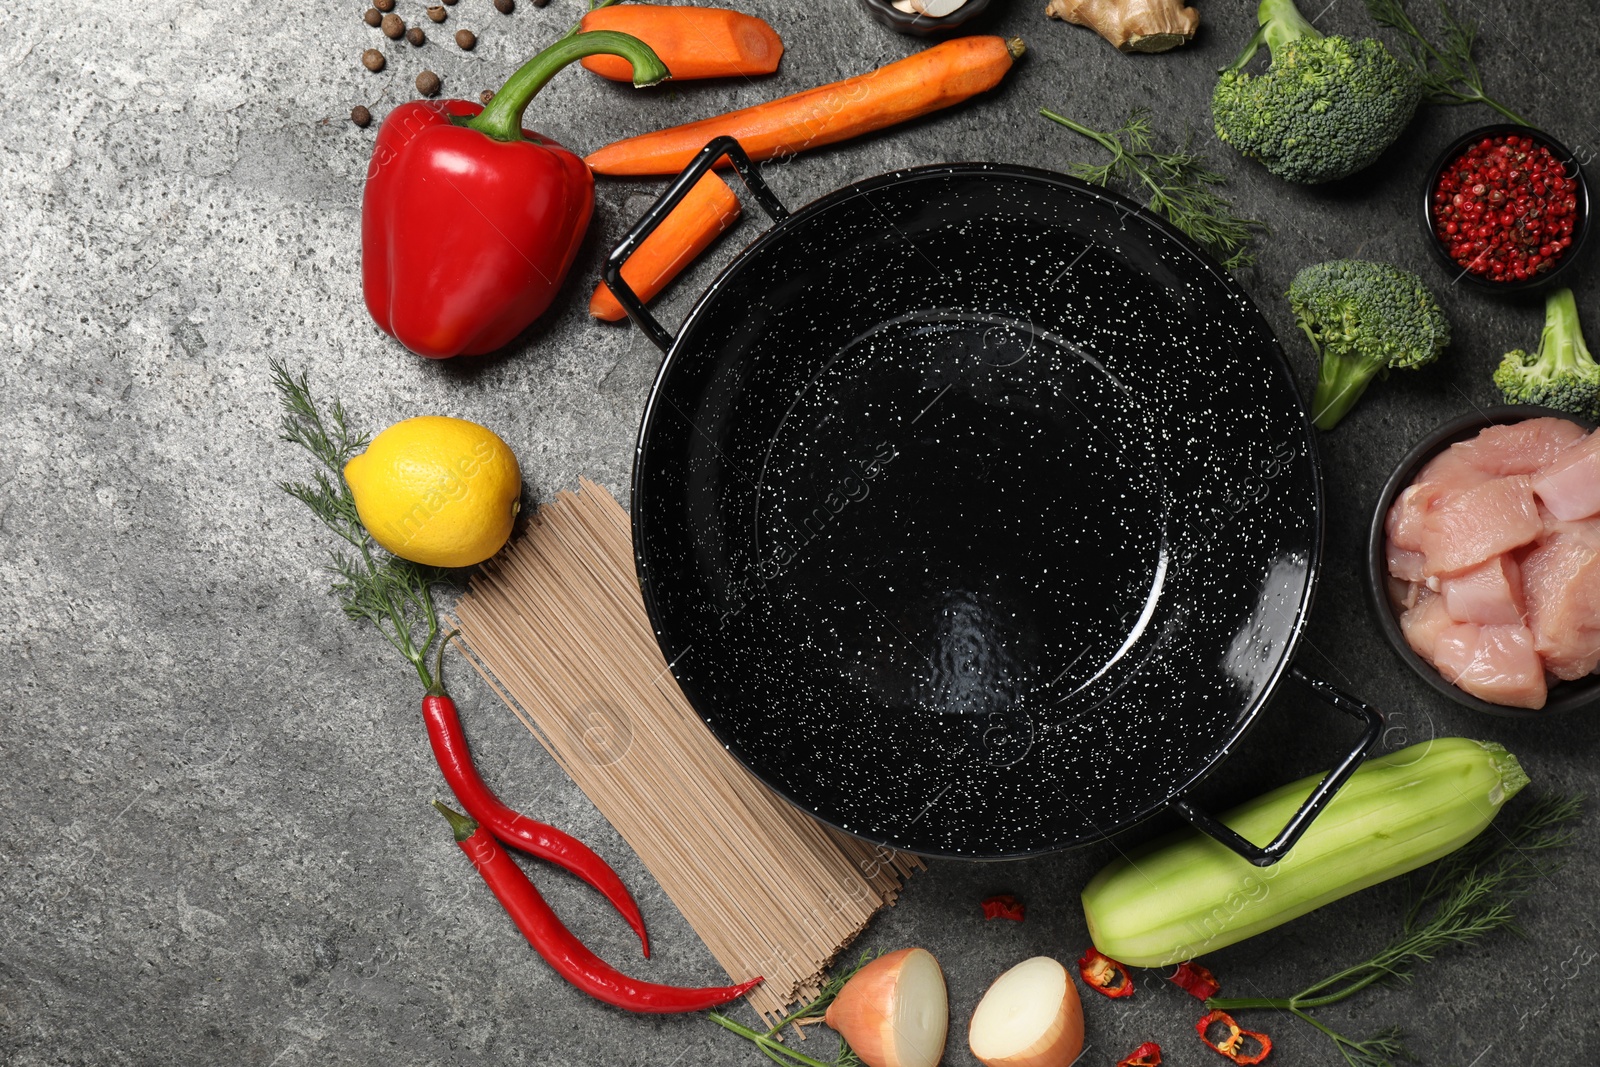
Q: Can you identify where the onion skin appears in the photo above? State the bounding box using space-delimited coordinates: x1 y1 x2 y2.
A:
968 958 1085 1067
824 948 947 1067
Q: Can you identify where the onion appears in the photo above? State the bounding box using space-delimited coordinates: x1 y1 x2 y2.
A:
823 947 948 1067
968 956 1084 1067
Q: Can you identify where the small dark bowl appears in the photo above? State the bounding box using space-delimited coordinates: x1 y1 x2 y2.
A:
858 0 995 36
1368 405 1600 717
1420 124 1591 295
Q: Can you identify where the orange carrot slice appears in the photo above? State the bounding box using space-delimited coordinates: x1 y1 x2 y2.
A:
585 35 1025 176
590 171 742 321
580 5 784 82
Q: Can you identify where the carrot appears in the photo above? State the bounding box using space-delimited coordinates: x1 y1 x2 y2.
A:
590 171 742 321
580 5 784 82
585 35 1026 177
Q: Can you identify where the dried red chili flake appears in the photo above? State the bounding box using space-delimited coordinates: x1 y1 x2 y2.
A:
1169 960 1221 1000
980 894 1025 921
1077 947 1134 998
1116 1041 1163 1067
1431 133 1579 283
1196 1009 1272 1065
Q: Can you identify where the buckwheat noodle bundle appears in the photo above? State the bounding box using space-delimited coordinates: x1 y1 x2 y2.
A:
451 479 921 1021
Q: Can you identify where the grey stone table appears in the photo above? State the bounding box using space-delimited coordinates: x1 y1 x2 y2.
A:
5 0 1598 1063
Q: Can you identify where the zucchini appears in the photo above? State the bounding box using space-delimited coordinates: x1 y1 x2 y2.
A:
1081 738 1529 967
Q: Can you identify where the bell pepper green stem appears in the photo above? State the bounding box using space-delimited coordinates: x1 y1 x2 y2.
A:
466 30 670 143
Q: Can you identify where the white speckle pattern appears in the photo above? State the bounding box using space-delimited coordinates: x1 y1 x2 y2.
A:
633 165 1321 857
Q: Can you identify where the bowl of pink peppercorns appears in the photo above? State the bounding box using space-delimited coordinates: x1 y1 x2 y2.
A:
1422 124 1589 293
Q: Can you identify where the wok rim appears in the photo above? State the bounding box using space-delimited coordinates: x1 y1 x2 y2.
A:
630 162 1326 859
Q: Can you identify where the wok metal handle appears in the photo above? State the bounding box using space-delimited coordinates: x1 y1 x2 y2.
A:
1169 667 1384 867
603 136 791 353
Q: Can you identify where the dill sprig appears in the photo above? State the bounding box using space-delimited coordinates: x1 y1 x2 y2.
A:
1206 793 1584 1067
710 952 878 1067
272 360 452 691
1363 0 1531 126
1040 107 1264 271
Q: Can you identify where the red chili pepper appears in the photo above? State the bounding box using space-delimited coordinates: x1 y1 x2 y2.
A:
1116 1042 1163 1067
980 894 1026 921
1077 947 1135 998
1196 1009 1272 1065
361 32 669 358
1170 960 1221 1001
423 691 650 956
435 801 762 1012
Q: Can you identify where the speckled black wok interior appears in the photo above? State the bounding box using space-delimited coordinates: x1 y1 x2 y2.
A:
633 165 1322 858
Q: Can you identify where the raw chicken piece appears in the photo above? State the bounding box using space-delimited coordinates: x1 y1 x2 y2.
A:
1418 476 1543 577
1387 448 1500 554
1399 588 1455 661
1521 532 1600 679
1440 555 1525 625
1415 447 1495 494
1388 576 1423 611
1453 417 1587 476
1386 484 1432 553
1532 430 1600 521
1387 544 1427 583
1432 623 1548 709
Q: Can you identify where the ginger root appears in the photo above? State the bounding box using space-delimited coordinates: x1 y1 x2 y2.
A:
1045 0 1199 53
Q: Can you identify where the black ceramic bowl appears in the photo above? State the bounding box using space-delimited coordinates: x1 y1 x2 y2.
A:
1367 405 1600 717
858 0 995 36
1420 124 1591 295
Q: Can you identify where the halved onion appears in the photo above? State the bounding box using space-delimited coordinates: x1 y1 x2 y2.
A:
968 956 1085 1067
824 947 948 1067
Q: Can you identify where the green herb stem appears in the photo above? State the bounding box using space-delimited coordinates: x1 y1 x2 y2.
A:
1205 793 1582 1067
1039 107 1264 271
709 1015 835 1067
710 951 875 1067
1363 0 1531 126
272 360 453 692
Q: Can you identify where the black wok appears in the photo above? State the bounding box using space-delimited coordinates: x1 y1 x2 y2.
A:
607 138 1383 862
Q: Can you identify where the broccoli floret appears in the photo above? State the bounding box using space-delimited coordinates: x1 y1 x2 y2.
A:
1212 0 1422 184
1288 260 1450 429
1493 288 1600 420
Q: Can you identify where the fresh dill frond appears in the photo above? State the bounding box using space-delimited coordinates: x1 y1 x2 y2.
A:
272 360 451 690
1040 107 1265 271
710 951 880 1067
1363 0 1530 125
1206 793 1584 1067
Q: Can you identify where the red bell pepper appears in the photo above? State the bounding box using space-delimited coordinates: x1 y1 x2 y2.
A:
362 31 668 358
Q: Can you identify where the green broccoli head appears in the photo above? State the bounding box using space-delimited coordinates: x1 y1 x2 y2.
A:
1288 259 1450 429
1212 0 1421 184
1493 288 1600 420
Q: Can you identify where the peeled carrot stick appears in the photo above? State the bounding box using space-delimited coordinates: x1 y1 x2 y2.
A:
580 5 784 82
586 35 1026 176
590 171 742 321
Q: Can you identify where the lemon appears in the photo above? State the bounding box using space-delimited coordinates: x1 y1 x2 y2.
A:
344 416 521 568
